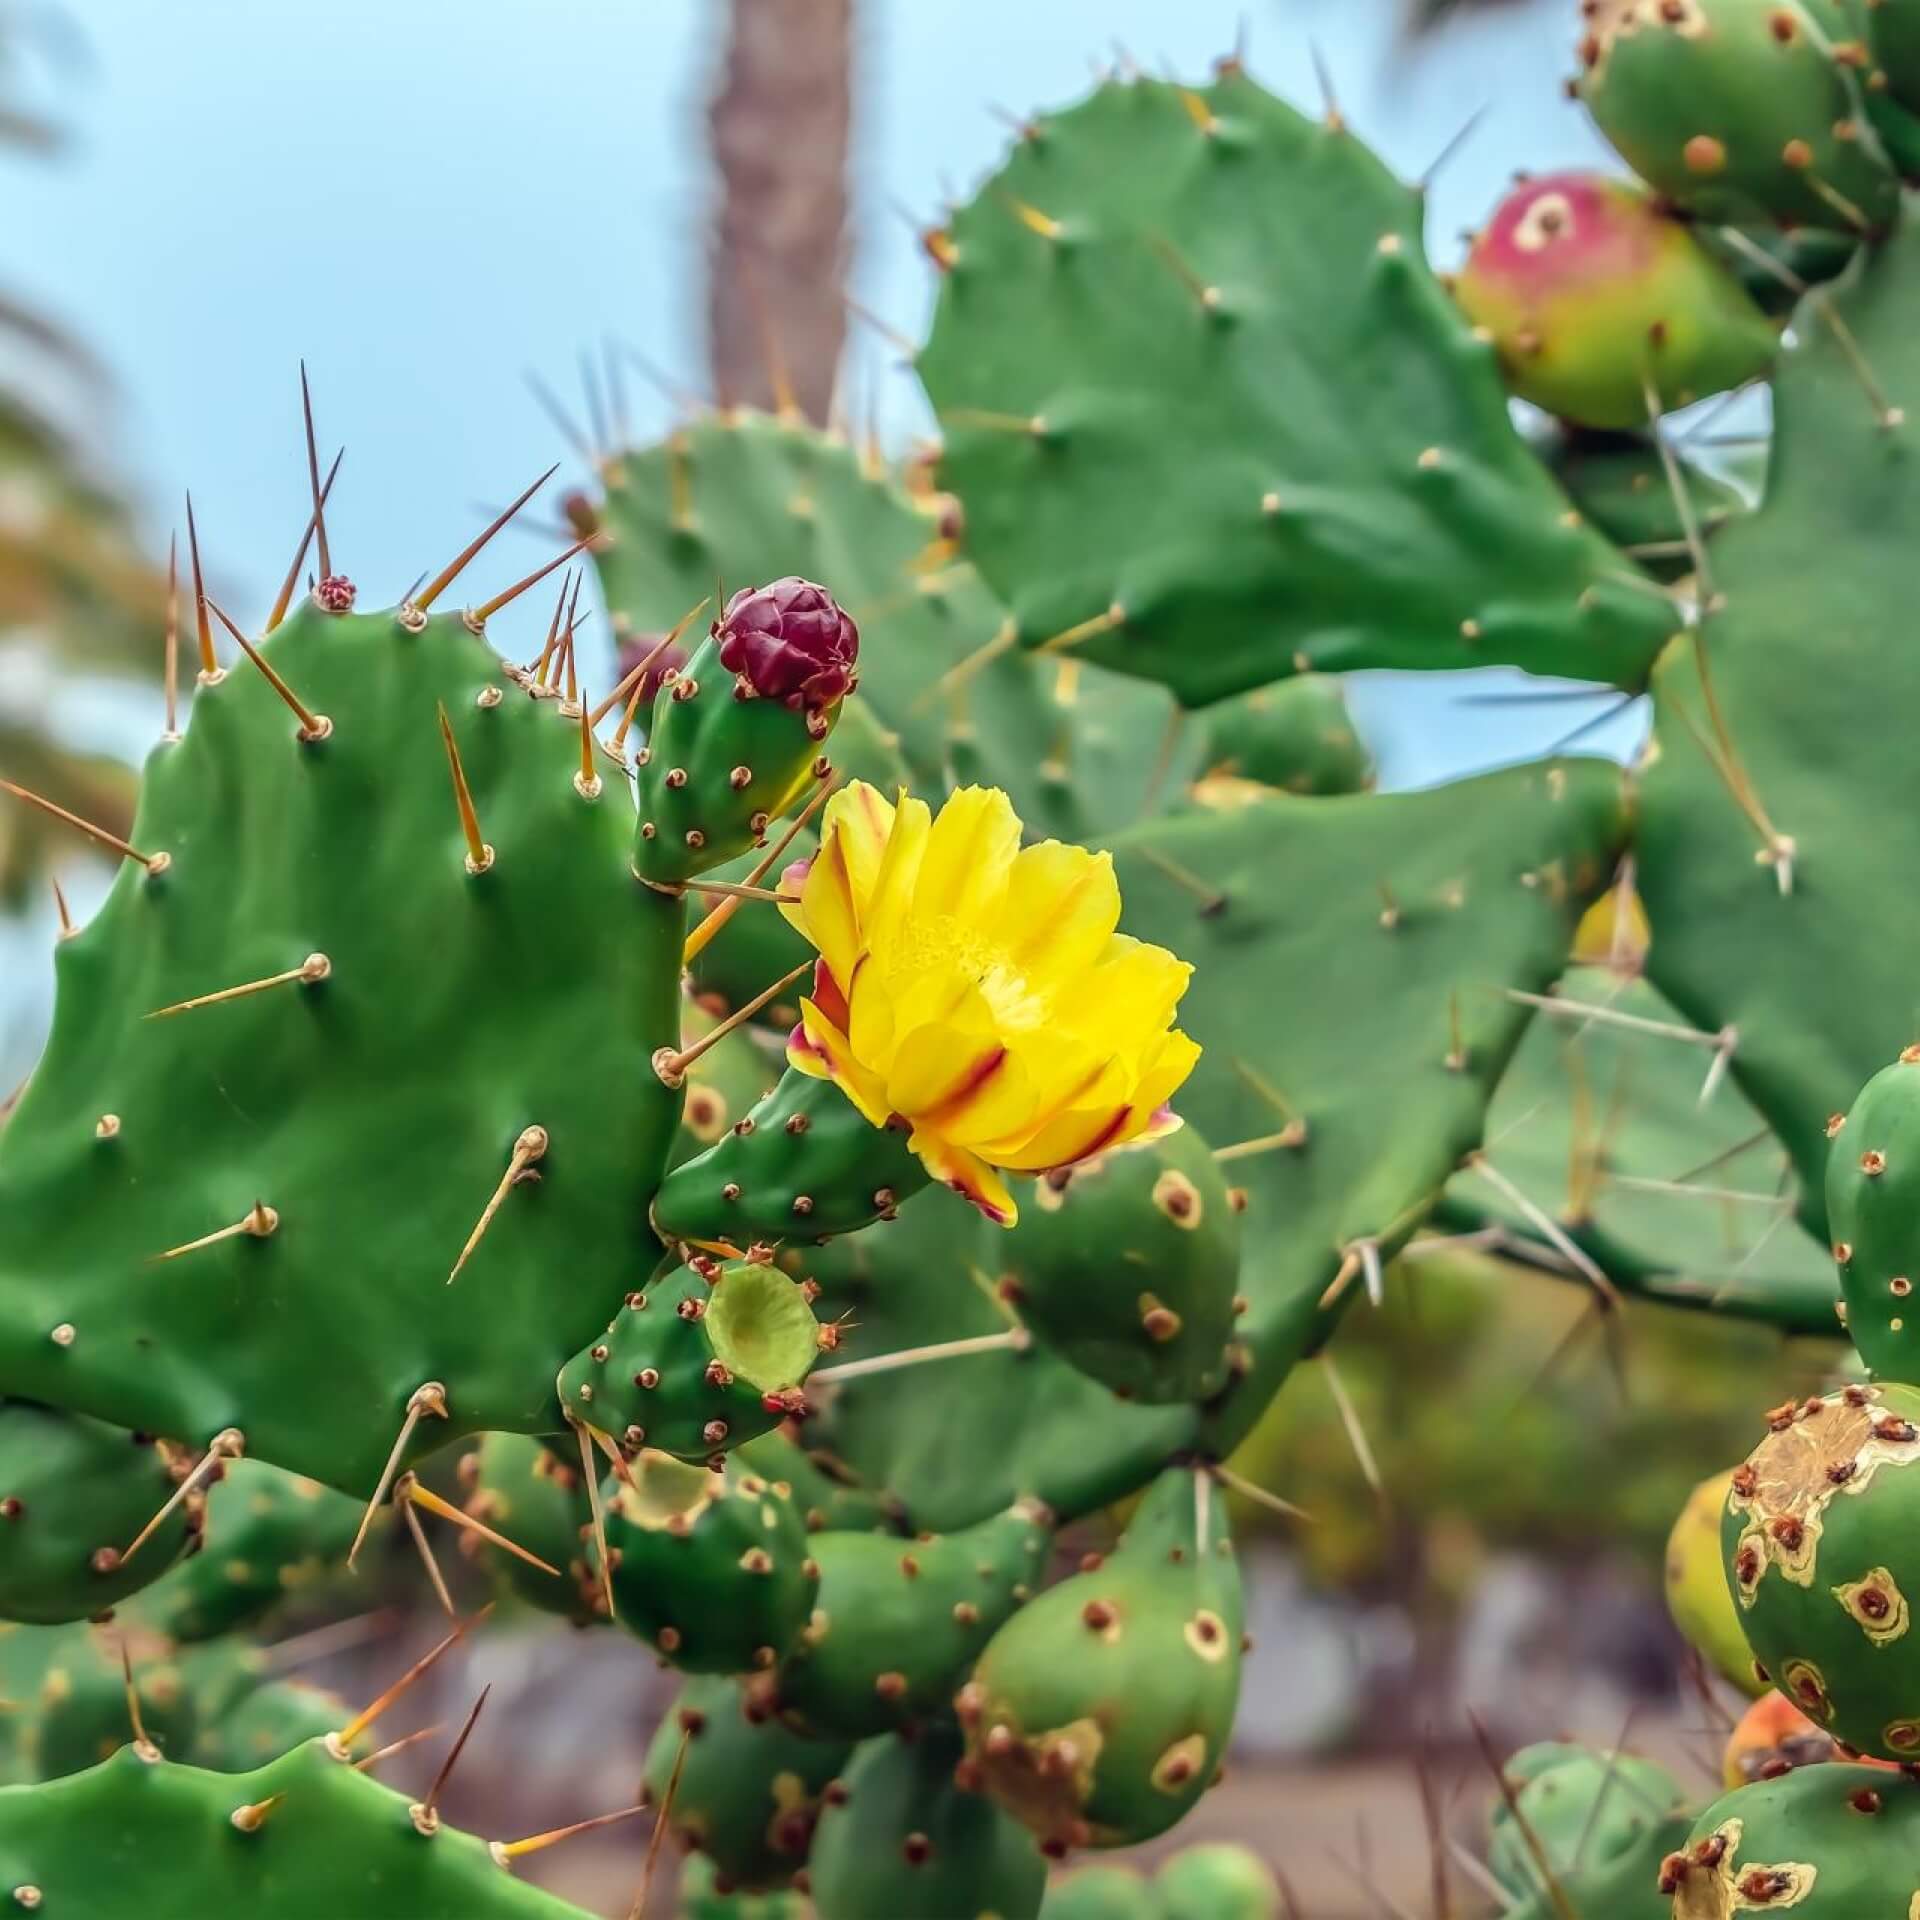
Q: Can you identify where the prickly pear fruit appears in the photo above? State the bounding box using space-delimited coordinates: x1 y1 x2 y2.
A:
148 1457 361 1643
1665 1761 1920 1916
558 1258 821 1466
1453 172 1776 429
1576 0 1899 234
645 1675 849 1894
1723 1381 1920 1758
676 1853 809 1919
0 1737 599 1918
633 580 854 885
655 1069 927 1245
1668 1468 1767 1699
605 1452 816 1673
775 1499 1052 1740
1040 1863 1158 1919
1826 1049 1920 1378
459 1432 603 1624
1194 677 1373 801
1486 1741 1686 1900
960 1467 1242 1852
1721 1690 1864 1789
997 1128 1241 1405
808 1729 1047 1920
0 1403 199 1623
1155 1843 1281 1920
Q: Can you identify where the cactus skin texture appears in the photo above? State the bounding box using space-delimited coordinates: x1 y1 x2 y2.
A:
1664 1761 1920 1916
1722 1382 1920 1758
1827 1049 1920 1377
1455 171 1777 429
1576 0 1899 235
148 1457 361 1644
0 1403 197 1622
918 72 1673 703
605 1453 817 1673
656 1070 928 1245
0 593 686 1494
675 1853 809 1919
189 1678 347 1772
1669 1468 1769 1699
997 1127 1242 1405
645 1675 849 1894
959 1468 1241 1853
558 1258 821 1466
774 1500 1052 1741
808 1728 1047 1920
1485 1741 1687 1901
0 1737 598 1918
1154 1843 1281 1920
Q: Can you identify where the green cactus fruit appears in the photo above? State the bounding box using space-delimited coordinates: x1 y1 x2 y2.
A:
1827 1049 1920 1377
919 71 1673 703
1669 1469 1768 1699
1509 1817 1691 1920
646 1675 850 1893
960 1467 1242 1852
1155 1843 1281 1920
0 1403 199 1624
31 1623 200 1779
1576 0 1898 234
776 1500 1052 1742
808 1729 1047 1920
996 1127 1241 1405
1193 676 1373 802
1039 1863 1157 1919
656 1068 929 1245
1454 171 1776 430
0 587 686 1493
1865 0 1920 112
1722 1381 1920 1758
559 1257 822 1466
632 581 853 886
1486 1741 1687 1899
146 1457 361 1644
190 1678 347 1772
0 1736 600 1918
1663 1761 1920 1915
673 1000 781 1172
677 1853 811 1919
459 1432 602 1624
605 1452 816 1673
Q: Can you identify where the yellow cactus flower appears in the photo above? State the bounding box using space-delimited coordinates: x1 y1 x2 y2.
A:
778 781 1201 1227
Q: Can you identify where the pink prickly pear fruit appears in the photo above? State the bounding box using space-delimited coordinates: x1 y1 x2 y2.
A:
1453 171 1777 429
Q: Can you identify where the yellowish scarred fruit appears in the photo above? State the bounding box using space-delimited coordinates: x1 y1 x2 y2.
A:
1455 171 1777 429
1667 1467 1768 1700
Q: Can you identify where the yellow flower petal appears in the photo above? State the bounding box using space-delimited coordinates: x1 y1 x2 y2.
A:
864 790 932 961
885 1018 1037 1148
1065 936 1193 1059
910 785 1021 928
995 841 1120 980
791 997 892 1130
787 782 896 987
909 1127 1019 1228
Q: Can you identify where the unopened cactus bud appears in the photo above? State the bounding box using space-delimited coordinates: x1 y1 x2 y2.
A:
715 577 859 711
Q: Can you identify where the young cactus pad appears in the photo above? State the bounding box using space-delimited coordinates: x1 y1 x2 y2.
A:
959 1467 1242 1852
0 589 686 1492
1723 1382 1920 1758
918 71 1673 701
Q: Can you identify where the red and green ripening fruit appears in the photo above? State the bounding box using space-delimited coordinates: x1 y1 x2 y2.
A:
1452 171 1777 429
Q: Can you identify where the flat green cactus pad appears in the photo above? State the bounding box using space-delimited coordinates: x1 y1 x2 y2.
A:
0 1737 599 1917
591 410 1181 843
0 597 683 1493
1637 204 1920 1245
917 70 1673 704
1437 967 1837 1334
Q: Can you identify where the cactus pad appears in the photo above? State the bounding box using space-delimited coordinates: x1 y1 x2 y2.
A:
1827 1047 1920 1376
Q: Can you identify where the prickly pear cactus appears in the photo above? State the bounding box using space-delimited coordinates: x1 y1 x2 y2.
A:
1668 1468 1769 1699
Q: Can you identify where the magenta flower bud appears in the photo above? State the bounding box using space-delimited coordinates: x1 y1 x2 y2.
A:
715 576 858 710
315 575 356 614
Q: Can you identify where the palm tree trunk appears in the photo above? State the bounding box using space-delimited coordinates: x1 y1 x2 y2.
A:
706 0 853 424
